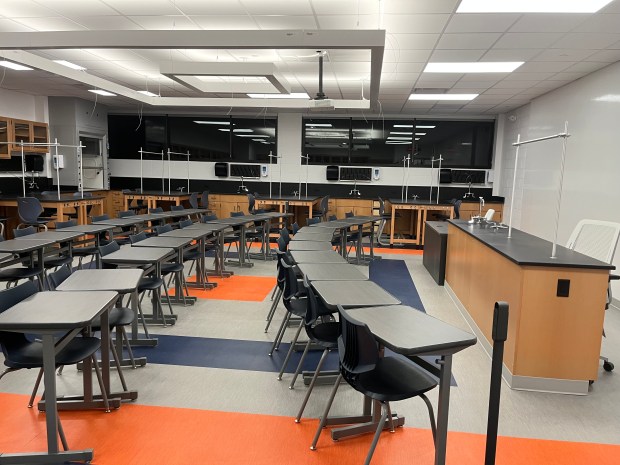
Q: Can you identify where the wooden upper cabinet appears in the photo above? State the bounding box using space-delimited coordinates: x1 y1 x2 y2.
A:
0 116 49 158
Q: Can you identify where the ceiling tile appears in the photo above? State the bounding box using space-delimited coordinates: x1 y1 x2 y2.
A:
383 0 459 14
382 14 450 34
311 0 380 15
545 72 588 82
172 0 247 15
436 33 501 50
387 34 440 50
0 0 57 18
492 80 541 89
573 14 620 33
316 14 379 29
445 13 519 33
586 49 620 62
415 74 463 85
97 0 181 16
508 14 588 33
429 49 487 61
452 81 495 89
494 33 563 49
459 73 508 82
254 15 317 30
75 15 142 30
40 0 119 16
561 61 609 73
532 49 597 62
385 62 425 73
484 88 523 95
191 15 258 30
331 62 371 74
12 16 86 31
515 62 573 73
503 72 555 81
552 33 620 50
128 15 198 30
242 0 313 15
0 18 34 31
481 48 542 61
383 50 432 63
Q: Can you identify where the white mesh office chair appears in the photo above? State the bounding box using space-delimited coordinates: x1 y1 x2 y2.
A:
566 219 620 372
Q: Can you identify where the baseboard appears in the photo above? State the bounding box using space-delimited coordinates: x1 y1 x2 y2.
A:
444 282 589 396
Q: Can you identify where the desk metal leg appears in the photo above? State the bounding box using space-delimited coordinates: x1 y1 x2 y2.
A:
129 288 157 347
226 226 254 268
435 355 452 465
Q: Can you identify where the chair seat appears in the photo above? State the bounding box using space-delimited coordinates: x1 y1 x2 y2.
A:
44 255 73 268
307 321 339 349
182 250 201 261
161 263 184 274
286 297 308 318
91 307 135 331
138 277 164 291
3 336 101 369
72 246 98 257
351 356 437 403
0 267 41 281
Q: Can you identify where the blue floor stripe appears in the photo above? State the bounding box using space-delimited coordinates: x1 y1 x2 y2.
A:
131 334 339 373
369 258 425 311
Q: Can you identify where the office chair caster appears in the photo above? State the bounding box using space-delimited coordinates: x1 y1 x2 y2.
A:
603 361 614 372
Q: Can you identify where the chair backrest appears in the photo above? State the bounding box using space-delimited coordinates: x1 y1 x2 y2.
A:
320 196 329 212
13 226 36 237
118 210 135 218
48 264 71 289
378 197 385 216
170 205 185 211
328 215 337 221
307 217 320 225
200 191 209 208
98 240 120 257
292 222 300 234
155 224 173 235
338 306 379 377
566 220 620 264
231 211 244 217
189 193 199 209
201 214 217 223
303 276 332 325
280 259 299 300
0 281 39 353
453 199 462 220
129 231 147 244
484 209 495 222
16 197 44 223
55 219 77 229
247 193 256 214
277 235 288 252
179 219 193 229
345 211 354 218
92 214 109 222
149 207 164 214
280 227 290 244
40 191 57 198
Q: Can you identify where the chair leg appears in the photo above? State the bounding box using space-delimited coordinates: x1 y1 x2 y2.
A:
57 416 69 451
161 284 175 316
295 348 329 422
310 373 342 450
108 335 128 392
136 299 151 338
28 368 44 408
289 340 311 389
91 355 111 413
120 326 137 369
264 288 282 332
270 283 278 301
420 393 437 445
277 320 304 380
0 367 19 381
364 402 390 465
268 312 290 356
386 402 395 432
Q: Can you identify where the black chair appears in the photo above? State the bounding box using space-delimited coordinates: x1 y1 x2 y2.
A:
291 222 300 235
376 197 392 246
310 308 438 463
49 265 137 371
16 197 54 231
0 217 7 238
0 236 43 290
0 280 112 412
200 191 209 209
201 214 217 223
92 214 109 223
56 219 98 269
115 210 136 245
306 217 320 226
151 225 194 300
311 195 329 222
265 234 293 332
67 191 94 221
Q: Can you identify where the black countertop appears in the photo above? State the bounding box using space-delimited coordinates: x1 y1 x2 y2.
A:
447 220 614 270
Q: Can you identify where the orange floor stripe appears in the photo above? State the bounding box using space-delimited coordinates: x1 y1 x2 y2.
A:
364 246 424 255
172 275 276 301
1 393 618 465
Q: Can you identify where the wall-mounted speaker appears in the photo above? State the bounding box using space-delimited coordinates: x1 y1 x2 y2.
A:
214 162 228 177
326 165 339 181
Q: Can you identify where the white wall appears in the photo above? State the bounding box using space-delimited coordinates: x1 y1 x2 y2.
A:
496 60 620 295
0 88 48 123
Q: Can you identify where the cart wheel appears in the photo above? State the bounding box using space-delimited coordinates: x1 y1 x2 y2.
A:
603 361 614 372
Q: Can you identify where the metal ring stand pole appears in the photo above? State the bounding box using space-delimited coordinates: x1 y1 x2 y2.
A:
21 142 26 196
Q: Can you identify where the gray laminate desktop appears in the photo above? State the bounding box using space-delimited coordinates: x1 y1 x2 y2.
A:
0 238 56 253
0 290 117 465
293 231 335 241
0 252 10 263
289 250 348 264
12 230 85 242
131 236 193 249
287 241 333 251
61 223 115 235
295 263 367 281
311 280 400 308
342 305 477 465
93 217 145 228
100 246 174 265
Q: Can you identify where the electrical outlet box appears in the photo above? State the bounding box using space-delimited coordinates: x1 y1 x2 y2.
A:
557 279 570 297
52 154 65 169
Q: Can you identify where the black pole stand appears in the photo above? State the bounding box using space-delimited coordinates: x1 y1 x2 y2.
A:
485 301 509 465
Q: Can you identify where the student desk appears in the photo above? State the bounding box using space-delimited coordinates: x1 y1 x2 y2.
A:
293 228 335 241
0 290 117 465
289 250 348 264
60 223 116 268
100 246 175 329
255 195 321 227
0 238 56 288
341 305 477 465
311 280 400 308
206 216 259 268
445 220 614 394
287 240 333 251
0 194 105 227
123 191 192 211
295 263 367 281
388 199 454 246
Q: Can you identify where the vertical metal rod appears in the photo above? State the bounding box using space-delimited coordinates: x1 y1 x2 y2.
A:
269 151 273 198
79 143 84 198
551 122 569 259
161 150 165 194
186 151 190 193
21 143 26 196
507 134 521 239
298 153 302 198
167 148 171 195
401 156 406 202
436 155 442 204
305 154 309 197
405 156 410 200
429 156 434 203
279 155 282 197
139 148 143 194
55 139 61 199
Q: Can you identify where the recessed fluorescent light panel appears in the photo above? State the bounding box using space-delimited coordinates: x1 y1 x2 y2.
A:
194 121 231 125
247 93 309 99
53 60 86 71
456 0 613 13
390 132 413 135
137 90 159 97
0 61 32 71
219 128 253 133
409 94 478 101
393 124 413 128
305 123 333 127
416 125 436 129
388 136 413 141
88 89 116 96
424 62 523 73
385 141 411 145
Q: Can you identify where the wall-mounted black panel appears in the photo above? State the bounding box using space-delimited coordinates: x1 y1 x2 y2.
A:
340 167 371 181
451 170 486 184
439 168 452 184
230 164 260 178
326 165 339 181
26 155 44 172
214 162 228 177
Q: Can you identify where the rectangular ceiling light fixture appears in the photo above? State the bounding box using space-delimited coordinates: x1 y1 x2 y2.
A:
456 0 613 13
0 60 32 71
424 62 523 73
194 121 231 125
137 90 159 97
53 60 86 71
388 136 413 140
305 123 333 127
88 89 116 96
390 132 413 135
393 124 413 128
247 92 309 99
218 128 253 133
416 125 436 129
409 94 478 101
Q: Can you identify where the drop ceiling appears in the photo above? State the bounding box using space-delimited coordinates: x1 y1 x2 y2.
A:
0 0 619 116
